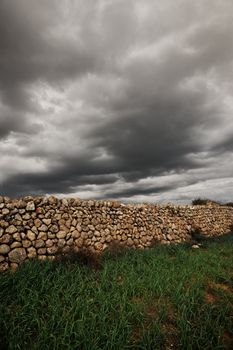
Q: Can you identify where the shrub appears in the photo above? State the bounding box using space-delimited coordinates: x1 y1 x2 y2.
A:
226 202 233 207
192 198 221 206
192 198 209 205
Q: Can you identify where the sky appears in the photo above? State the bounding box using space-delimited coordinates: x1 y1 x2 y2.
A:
0 0 233 204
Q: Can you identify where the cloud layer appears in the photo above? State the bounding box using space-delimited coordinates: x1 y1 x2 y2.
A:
1 0 233 203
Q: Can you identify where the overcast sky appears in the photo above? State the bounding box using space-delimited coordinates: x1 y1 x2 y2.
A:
0 0 233 203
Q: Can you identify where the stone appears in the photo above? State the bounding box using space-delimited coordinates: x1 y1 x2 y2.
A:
13 232 21 241
47 232 56 239
61 198 69 206
94 242 103 251
48 196 57 204
66 238 74 246
15 214 23 221
121 234 127 241
192 245 200 249
8 248 26 263
27 230 36 241
0 262 9 271
37 248 46 255
0 255 5 263
38 224 48 232
71 230 80 238
35 239 45 248
141 236 148 244
0 220 8 229
76 224 82 232
47 246 58 255
37 232 47 240
75 238 83 247
16 200 27 209
38 255 47 261
59 224 69 233
127 238 134 246
42 218 51 226
57 239 66 248
45 239 54 247
47 255 55 261
81 232 88 239
106 235 112 243
27 247 37 258
26 201 35 211
2 208 10 216
22 240 31 248
10 263 18 272
6 225 18 234
23 213 31 220
0 244 10 255
34 219 42 227
0 234 11 244
50 225 59 233
31 226 38 234
21 232 26 239
11 242 22 249
57 231 66 239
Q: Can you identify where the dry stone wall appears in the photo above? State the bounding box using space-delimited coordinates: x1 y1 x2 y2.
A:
0 195 233 271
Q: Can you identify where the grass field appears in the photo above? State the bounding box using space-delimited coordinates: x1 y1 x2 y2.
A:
0 235 233 350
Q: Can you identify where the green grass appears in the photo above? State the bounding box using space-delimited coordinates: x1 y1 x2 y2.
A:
1 235 233 349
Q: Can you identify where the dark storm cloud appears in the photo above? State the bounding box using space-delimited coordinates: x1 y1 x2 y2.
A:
0 0 233 202
1 167 119 198
0 0 98 108
91 91 212 179
102 185 173 199
0 108 43 139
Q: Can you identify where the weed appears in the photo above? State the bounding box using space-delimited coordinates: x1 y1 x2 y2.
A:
0 238 233 349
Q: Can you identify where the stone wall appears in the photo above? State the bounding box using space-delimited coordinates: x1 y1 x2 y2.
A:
0 195 233 271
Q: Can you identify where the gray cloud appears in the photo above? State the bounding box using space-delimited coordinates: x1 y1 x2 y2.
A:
0 0 233 203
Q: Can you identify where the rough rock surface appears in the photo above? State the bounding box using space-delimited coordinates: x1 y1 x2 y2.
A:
0 195 232 271
8 248 27 263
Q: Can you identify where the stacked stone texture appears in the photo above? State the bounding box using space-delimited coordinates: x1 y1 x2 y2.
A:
0 196 233 271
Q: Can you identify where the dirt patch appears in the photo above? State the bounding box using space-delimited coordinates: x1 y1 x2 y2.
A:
205 280 233 304
147 306 157 317
213 283 233 293
210 281 233 296
205 290 217 303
